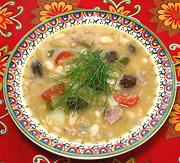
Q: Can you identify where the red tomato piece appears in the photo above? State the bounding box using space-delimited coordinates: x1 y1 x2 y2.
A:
55 51 73 65
42 83 65 101
114 94 139 106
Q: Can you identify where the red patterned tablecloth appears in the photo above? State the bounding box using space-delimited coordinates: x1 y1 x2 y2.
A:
0 0 180 162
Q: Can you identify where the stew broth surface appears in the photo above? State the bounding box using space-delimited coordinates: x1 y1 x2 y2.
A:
22 25 158 143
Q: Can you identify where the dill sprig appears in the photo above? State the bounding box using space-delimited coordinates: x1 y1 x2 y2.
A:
51 45 124 113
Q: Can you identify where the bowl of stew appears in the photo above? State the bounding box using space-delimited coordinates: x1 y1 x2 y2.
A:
3 10 176 159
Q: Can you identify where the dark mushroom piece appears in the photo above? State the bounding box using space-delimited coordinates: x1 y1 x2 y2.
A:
105 51 118 63
120 75 136 88
128 44 136 53
31 60 43 77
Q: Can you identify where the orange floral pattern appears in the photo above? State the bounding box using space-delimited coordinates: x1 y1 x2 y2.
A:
0 0 179 162
0 1 23 37
109 5 130 16
31 0 80 24
168 104 180 131
158 2 180 30
0 8 13 30
173 52 180 78
149 0 180 37
0 45 11 82
33 155 71 163
39 1 73 22
112 157 136 163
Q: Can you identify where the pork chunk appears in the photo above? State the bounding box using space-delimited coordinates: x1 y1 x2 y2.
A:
104 107 123 124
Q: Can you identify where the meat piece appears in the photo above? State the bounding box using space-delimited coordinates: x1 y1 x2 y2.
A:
120 75 136 88
128 44 136 53
104 107 123 124
105 51 118 63
31 60 43 77
66 97 88 111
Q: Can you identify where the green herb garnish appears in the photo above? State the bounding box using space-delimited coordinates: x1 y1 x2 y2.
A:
119 57 129 65
47 49 55 57
51 45 124 112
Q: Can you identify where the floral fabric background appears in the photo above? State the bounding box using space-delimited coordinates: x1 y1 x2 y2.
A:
0 0 179 162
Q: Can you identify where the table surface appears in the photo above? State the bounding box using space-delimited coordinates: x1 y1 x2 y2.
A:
0 0 180 162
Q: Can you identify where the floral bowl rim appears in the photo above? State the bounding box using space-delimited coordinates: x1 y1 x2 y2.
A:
3 9 177 159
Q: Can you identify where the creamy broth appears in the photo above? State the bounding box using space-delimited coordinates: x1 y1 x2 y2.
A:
22 25 157 143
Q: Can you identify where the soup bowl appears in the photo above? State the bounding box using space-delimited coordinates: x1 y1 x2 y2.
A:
3 10 176 159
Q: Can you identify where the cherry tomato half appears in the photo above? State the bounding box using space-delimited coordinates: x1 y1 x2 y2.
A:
55 51 73 65
114 94 139 106
42 83 65 101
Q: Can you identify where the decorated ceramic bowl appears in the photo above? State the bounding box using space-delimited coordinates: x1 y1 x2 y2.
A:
3 10 176 159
